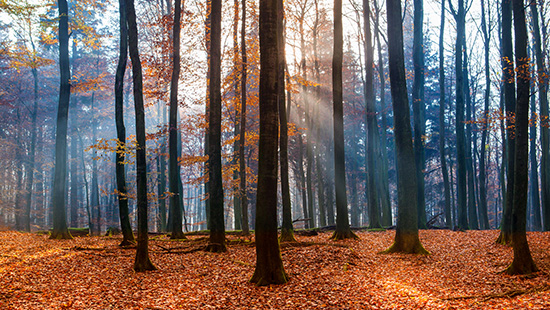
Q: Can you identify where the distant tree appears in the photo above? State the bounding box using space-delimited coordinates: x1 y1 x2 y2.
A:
382 0 428 254
126 0 156 272
250 0 287 286
50 0 72 240
478 0 490 230
363 0 380 229
412 0 427 229
331 0 356 240
169 0 185 240
206 0 226 252
505 0 537 275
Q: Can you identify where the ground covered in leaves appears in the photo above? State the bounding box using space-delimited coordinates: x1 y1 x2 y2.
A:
1 230 550 309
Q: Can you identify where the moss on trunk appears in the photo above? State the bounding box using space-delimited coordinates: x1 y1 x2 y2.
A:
279 228 297 242
331 229 358 241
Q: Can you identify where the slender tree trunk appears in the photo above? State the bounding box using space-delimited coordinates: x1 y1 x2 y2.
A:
206 0 226 252
497 0 515 244
24 68 39 232
50 0 72 239
412 0 427 229
505 0 537 274
169 0 185 240
439 0 451 228
331 0 357 240
126 0 156 271
279 0 295 242
115 0 135 245
364 0 381 229
374 0 392 226
478 0 490 230
250 0 287 285
464 48 479 230
240 0 249 235
530 0 549 231
529 73 542 230
383 0 428 254
91 94 101 235
232 0 242 231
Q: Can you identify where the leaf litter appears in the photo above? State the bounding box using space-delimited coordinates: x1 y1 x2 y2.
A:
1 230 549 309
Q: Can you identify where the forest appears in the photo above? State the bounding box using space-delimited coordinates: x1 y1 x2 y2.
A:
1 0 550 307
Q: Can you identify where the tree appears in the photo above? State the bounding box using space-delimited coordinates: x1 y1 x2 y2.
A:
412 0 427 229
250 0 287 286
115 0 135 246
450 0 468 231
278 0 296 242
505 0 537 275
206 0 226 253
331 0 357 240
239 0 249 236
126 0 156 272
169 0 185 240
439 0 452 228
478 0 491 230
497 0 515 244
50 0 72 240
363 0 380 229
530 0 548 232
382 0 428 254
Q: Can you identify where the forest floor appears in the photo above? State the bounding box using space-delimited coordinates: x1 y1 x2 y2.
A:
1 230 550 309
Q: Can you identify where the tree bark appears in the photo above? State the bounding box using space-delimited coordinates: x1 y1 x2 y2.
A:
478 0 490 230
206 0 226 252
169 0 185 240
250 0 287 286
412 0 427 229
497 0 515 244
383 0 427 254
439 0 452 228
239 0 249 235
50 0 72 240
364 0 381 229
505 0 537 274
126 0 156 272
331 0 356 240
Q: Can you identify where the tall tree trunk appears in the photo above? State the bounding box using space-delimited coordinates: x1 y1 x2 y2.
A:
412 0 427 229
157 106 167 232
383 0 428 254
232 0 242 231
497 0 515 244
530 0 549 231
91 94 101 235
331 0 357 240
505 0 537 274
24 68 39 232
169 0 185 240
439 0 451 228
250 0 287 285
478 0 490 230
452 0 468 231
364 0 381 229
206 0 226 252
279 0 295 242
115 0 135 246
464 48 479 230
529 73 542 230
126 0 156 271
313 0 327 228
374 0 392 226
70 124 78 228
239 0 249 235
50 0 72 239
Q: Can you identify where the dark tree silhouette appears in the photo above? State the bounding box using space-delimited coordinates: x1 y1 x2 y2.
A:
250 0 287 286
382 0 428 254
50 0 72 240
126 0 156 272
